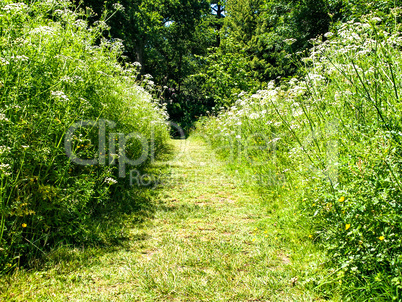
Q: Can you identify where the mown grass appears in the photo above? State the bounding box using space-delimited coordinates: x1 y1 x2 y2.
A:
0 138 333 301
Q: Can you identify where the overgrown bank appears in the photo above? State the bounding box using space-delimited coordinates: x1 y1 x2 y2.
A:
196 15 402 300
0 1 169 271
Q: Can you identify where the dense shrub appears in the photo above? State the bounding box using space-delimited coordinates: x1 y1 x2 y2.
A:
197 14 402 299
0 1 169 271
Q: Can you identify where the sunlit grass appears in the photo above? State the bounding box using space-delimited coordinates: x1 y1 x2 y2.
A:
0 1 169 270
196 15 402 300
0 138 332 301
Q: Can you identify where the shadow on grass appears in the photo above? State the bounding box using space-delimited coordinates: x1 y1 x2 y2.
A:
20 141 179 272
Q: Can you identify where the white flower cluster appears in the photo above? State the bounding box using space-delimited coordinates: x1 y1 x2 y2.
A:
0 113 9 122
284 38 297 45
10 55 29 62
73 19 87 29
51 91 69 102
104 177 117 184
112 3 125 11
94 21 110 31
0 146 11 156
1 3 27 13
0 163 11 176
0 58 9 66
29 26 56 36
60 75 84 84
12 38 30 47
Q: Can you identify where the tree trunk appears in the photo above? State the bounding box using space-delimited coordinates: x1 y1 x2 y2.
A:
135 39 145 74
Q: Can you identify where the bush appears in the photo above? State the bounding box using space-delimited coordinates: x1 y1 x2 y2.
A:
0 1 169 272
196 13 402 299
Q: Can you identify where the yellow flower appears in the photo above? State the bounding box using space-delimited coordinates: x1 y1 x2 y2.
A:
22 223 27 228
254 227 258 231
379 236 385 241
308 234 313 238
345 224 351 230
339 196 345 202
252 238 256 242
264 230 268 234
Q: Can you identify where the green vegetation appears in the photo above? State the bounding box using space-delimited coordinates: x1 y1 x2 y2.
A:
2 0 402 300
1 139 330 301
197 13 402 299
0 1 169 272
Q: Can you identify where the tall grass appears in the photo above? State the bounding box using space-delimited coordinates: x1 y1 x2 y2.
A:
0 1 169 272
197 13 402 299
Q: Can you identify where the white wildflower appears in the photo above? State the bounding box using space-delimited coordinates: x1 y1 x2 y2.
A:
112 3 125 11
1 3 27 13
0 146 11 155
284 38 297 45
94 20 110 31
0 58 9 66
249 113 260 120
73 19 87 28
29 26 55 36
0 113 9 122
267 80 276 90
60 75 83 83
51 91 69 102
0 163 11 176
10 55 29 62
104 177 117 184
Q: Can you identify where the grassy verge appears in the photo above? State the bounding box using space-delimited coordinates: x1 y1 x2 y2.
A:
0 0 169 270
196 14 402 299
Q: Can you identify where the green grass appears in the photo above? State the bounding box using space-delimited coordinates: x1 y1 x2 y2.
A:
195 15 402 299
0 0 170 268
0 138 332 301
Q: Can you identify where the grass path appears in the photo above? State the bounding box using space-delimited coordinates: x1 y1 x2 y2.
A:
1 138 328 301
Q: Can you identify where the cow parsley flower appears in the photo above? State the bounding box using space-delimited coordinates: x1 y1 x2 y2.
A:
51 91 69 102
104 177 117 184
0 113 9 122
0 163 11 176
112 3 125 11
2 3 27 13
0 58 9 66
